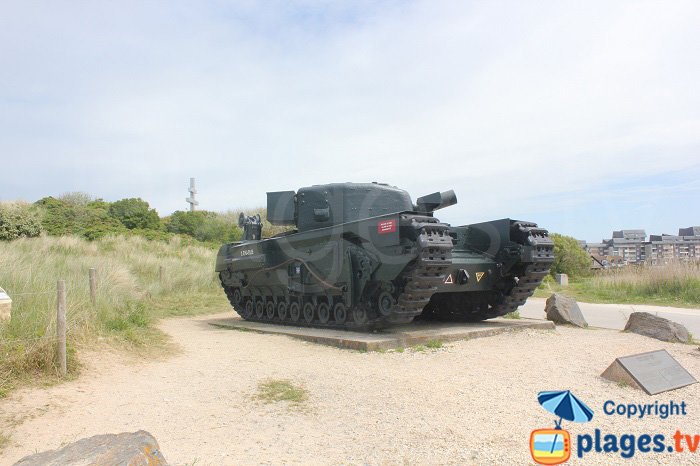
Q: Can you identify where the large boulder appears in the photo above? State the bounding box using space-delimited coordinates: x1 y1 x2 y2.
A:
624 312 689 343
13 430 168 466
545 293 588 328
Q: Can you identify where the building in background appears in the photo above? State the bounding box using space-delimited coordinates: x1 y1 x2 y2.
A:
645 228 700 265
581 226 700 266
610 230 647 263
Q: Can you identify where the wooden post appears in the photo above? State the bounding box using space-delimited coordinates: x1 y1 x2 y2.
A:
89 268 97 305
56 280 67 376
159 266 164 284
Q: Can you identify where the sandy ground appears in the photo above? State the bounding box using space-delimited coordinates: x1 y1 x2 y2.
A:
1 313 700 465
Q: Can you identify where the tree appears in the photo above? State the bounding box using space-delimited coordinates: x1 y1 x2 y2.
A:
550 233 591 279
108 198 160 230
58 191 92 206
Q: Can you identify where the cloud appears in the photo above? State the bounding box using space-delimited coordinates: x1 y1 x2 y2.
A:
1 1 698 240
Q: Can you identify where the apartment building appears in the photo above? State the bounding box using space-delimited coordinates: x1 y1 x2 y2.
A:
645 229 700 265
582 226 700 266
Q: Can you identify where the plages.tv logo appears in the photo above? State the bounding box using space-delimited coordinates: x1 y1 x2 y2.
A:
530 390 594 465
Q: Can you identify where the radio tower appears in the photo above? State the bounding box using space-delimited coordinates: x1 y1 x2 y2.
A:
186 178 199 212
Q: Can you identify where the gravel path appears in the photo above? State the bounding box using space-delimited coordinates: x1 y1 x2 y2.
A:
1 312 700 465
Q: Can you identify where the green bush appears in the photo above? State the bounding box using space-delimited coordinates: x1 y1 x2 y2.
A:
35 196 126 240
108 198 160 230
164 210 241 243
0 202 42 240
550 233 591 279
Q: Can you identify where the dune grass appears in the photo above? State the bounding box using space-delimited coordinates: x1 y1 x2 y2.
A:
0 234 228 397
536 262 700 308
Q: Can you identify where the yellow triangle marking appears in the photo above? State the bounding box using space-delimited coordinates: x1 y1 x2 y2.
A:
444 274 453 284
475 272 485 282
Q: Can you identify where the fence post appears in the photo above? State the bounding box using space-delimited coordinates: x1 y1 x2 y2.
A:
57 280 67 376
159 266 164 284
89 268 97 305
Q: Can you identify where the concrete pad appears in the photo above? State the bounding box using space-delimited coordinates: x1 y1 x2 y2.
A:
207 317 555 351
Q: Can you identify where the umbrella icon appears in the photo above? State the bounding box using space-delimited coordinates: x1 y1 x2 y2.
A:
536 391 593 458
538 390 594 428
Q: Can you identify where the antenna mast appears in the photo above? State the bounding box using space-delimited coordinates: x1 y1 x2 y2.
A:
186 178 199 212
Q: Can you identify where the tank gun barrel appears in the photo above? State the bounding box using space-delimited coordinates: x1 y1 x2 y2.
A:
415 190 457 213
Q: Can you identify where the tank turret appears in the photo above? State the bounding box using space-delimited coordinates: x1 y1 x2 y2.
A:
267 182 456 232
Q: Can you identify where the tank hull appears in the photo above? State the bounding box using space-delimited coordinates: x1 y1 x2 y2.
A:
216 213 553 329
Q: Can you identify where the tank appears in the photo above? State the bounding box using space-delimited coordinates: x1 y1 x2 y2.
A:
215 182 554 329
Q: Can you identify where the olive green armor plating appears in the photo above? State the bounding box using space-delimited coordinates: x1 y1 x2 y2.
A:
216 183 554 329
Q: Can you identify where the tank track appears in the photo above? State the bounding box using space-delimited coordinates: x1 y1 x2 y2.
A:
489 222 553 317
422 221 554 321
387 215 454 323
220 214 453 330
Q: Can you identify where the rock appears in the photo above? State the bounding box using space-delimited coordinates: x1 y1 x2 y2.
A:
624 312 689 343
13 430 168 466
545 293 588 328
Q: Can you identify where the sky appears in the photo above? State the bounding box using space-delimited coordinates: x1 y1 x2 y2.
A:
1 0 698 242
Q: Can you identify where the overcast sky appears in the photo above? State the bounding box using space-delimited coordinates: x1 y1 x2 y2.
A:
1 1 698 241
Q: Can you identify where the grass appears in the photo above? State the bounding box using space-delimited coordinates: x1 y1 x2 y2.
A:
426 339 443 349
0 234 227 397
535 262 700 308
503 311 521 319
256 379 308 405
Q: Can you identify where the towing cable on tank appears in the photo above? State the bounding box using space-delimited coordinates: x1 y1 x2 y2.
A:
241 257 346 292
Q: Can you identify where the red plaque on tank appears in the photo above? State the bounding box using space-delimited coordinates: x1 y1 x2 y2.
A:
377 219 397 234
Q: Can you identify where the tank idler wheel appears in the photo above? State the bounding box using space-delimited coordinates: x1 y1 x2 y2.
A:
277 301 288 320
333 302 347 324
265 301 275 320
317 302 330 324
232 288 243 307
377 291 395 317
303 302 315 323
244 300 254 318
289 302 301 322
353 307 368 324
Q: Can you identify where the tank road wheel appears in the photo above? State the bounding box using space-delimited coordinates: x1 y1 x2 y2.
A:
255 299 264 319
243 300 254 319
289 301 301 322
303 302 315 323
377 291 395 317
265 301 275 320
277 301 288 320
232 288 243 307
352 307 368 325
317 302 330 324
333 302 347 324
